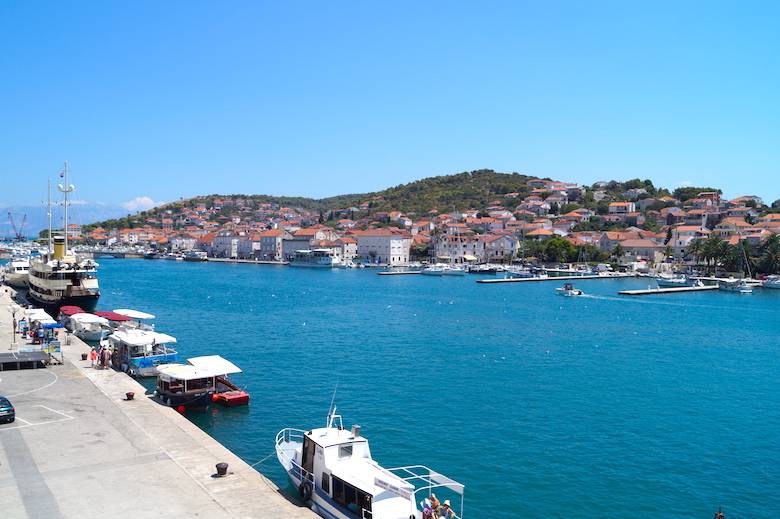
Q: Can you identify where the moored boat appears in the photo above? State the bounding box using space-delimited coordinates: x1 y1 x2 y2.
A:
27 163 100 315
4 255 30 287
276 409 464 519
654 274 703 288
69 312 112 341
183 250 208 262
718 279 753 293
186 355 249 406
155 363 216 412
289 248 342 267
761 275 780 289
108 328 178 376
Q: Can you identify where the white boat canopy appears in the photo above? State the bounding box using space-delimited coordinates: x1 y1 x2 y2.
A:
70 313 110 324
24 308 56 324
157 363 215 381
113 308 155 320
115 330 177 346
187 355 242 375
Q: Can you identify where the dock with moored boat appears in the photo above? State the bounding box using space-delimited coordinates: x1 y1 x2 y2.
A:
618 285 719 295
0 290 316 519
477 273 634 283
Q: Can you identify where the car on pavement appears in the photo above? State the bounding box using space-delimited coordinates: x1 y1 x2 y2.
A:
0 396 15 423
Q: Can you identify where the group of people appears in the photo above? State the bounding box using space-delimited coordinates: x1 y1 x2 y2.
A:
90 343 113 369
421 493 459 519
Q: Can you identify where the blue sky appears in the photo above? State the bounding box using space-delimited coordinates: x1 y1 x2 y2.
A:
1 1 778 212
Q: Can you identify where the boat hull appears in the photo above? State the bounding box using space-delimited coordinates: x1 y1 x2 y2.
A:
158 390 213 412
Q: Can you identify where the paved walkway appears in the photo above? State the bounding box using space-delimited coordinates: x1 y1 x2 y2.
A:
0 287 316 519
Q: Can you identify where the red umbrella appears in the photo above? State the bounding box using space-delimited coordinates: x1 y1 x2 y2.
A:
60 305 85 316
94 311 132 321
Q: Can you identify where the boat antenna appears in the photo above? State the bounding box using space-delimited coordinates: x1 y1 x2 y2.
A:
57 161 75 253
326 382 339 427
42 178 53 255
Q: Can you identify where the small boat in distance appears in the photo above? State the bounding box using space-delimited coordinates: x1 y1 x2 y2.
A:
183 250 208 262
761 275 780 289
654 274 703 288
276 408 464 519
556 283 584 296
718 279 753 293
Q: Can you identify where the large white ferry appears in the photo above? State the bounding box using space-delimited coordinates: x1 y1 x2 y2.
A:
289 248 342 267
276 409 465 519
27 163 100 314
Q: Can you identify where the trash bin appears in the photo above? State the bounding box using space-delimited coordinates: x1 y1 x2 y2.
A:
216 462 228 476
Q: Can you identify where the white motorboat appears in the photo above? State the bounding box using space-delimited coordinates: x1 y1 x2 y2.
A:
556 283 584 296
761 275 780 289
4 255 30 287
420 264 444 276
654 275 703 288
441 265 466 276
276 409 464 519
718 279 753 293
289 249 343 267
69 312 112 341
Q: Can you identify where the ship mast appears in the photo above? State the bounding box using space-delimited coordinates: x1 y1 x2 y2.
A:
57 161 75 254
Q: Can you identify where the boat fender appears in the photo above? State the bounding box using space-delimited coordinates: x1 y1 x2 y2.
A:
298 481 313 502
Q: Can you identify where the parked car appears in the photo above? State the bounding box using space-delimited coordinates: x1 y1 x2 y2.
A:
0 396 15 423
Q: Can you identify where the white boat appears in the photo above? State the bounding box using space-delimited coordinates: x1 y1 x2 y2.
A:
289 249 342 267
761 275 780 289
108 328 178 376
556 283 583 296
4 256 30 287
69 312 112 341
441 265 466 276
155 363 217 412
654 275 703 288
276 409 464 519
420 264 444 276
27 163 100 314
183 250 208 262
718 279 753 293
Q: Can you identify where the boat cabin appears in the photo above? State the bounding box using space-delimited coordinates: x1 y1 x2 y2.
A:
109 329 178 376
156 364 216 412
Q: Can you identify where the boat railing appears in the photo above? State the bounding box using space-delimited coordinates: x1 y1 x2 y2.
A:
275 428 316 490
386 464 465 517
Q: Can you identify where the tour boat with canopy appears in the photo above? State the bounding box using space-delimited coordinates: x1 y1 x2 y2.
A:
276 408 465 519
186 355 249 406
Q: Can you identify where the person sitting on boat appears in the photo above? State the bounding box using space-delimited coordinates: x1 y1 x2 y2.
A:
429 493 440 509
421 498 435 519
437 500 459 519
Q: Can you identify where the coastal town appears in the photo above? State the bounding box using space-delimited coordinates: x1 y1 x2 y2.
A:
56 175 778 275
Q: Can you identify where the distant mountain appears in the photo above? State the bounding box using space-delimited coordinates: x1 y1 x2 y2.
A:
1 203 133 240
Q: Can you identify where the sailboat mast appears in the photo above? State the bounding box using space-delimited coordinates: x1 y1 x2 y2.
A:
58 161 75 253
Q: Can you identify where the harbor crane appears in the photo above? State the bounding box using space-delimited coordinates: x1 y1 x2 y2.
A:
7 212 27 241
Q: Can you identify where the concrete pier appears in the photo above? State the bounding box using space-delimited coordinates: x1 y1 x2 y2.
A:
618 285 719 295
0 287 315 519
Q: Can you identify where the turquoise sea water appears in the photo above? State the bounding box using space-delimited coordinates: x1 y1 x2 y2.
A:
96 259 780 518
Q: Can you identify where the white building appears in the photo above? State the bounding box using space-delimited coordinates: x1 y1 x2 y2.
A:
355 228 413 266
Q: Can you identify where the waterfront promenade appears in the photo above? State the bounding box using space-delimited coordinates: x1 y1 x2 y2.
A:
0 288 315 519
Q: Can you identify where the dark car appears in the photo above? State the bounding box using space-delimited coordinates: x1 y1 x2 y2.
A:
0 396 15 423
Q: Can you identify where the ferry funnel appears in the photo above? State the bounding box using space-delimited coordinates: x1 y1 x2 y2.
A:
53 236 66 260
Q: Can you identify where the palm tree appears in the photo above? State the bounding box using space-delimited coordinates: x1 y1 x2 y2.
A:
611 243 626 263
662 245 675 263
758 234 780 274
685 238 704 265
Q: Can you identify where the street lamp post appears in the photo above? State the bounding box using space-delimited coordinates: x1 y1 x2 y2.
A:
7 304 20 350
